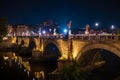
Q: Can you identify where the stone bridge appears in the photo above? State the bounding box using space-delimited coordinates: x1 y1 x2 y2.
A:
9 34 120 65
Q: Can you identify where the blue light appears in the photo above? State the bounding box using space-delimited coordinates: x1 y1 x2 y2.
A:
95 22 99 26
52 47 56 51
42 30 46 34
63 29 67 34
111 25 115 30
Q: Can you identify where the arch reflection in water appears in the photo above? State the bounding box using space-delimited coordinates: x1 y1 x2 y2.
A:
78 49 120 80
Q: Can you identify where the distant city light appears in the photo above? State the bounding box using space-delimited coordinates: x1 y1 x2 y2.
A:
95 22 99 26
49 28 52 32
111 25 115 29
42 30 46 34
3 37 8 40
3 56 9 60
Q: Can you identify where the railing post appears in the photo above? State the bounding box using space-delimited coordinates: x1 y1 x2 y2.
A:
89 35 90 40
82 35 84 40
95 35 98 40
105 35 108 40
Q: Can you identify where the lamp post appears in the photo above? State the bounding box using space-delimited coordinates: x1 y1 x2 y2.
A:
111 25 115 34
67 20 73 60
38 28 41 37
95 22 99 34
53 28 56 35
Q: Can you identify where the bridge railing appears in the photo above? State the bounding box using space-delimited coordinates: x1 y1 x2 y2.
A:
38 34 120 41
72 34 120 41
7 34 120 41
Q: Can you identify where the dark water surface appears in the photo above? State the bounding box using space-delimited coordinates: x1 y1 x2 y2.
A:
0 52 57 80
0 51 120 80
87 50 120 80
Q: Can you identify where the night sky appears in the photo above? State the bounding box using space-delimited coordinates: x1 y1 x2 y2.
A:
0 0 120 29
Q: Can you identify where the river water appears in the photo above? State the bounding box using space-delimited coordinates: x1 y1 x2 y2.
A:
0 51 58 80
0 51 120 80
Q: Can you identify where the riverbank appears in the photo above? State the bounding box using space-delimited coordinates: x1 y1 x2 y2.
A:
0 56 35 80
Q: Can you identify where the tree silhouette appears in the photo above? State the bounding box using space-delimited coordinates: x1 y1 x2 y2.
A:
0 17 8 41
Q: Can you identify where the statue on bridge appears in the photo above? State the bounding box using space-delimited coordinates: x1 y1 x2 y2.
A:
67 20 72 35
85 24 90 35
53 28 56 35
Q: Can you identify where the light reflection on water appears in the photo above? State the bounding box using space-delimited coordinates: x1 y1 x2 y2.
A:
0 51 46 80
1 51 120 80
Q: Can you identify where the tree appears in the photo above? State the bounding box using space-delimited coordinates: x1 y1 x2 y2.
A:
59 59 91 80
0 17 8 41
59 60 80 80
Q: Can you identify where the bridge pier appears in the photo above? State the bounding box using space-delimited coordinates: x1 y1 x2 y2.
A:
57 59 73 72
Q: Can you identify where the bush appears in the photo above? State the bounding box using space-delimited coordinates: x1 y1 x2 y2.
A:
59 59 86 80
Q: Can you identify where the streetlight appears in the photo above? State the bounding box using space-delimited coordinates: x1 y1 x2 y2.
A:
38 28 41 36
111 25 115 34
42 30 46 34
95 22 99 27
63 29 67 34
95 22 99 34
111 25 115 30
49 28 52 32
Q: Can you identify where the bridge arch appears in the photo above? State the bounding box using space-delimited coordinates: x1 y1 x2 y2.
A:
44 43 61 57
43 41 62 72
76 43 120 65
44 40 62 56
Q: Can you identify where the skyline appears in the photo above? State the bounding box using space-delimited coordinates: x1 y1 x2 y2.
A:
0 0 120 29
